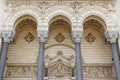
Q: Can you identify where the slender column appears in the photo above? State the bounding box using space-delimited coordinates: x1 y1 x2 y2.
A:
72 30 83 80
0 42 9 80
37 30 48 80
75 42 83 80
0 31 14 80
111 43 120 80
106 30 120 80
37 42 45 80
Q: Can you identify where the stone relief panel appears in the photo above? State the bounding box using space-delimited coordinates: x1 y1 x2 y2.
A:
83 66 114 78
5 66 114 79
6 0 115 11
5 66 37 78
49 60 71 77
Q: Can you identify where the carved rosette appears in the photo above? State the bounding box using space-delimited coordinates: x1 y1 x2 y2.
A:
106 29 118 43
37 30 48 42
1 30 14 43
72 30 83 43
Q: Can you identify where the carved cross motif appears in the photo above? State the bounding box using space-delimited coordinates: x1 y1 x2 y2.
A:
55 33 65 42
24 32 35 43
85 33 96 43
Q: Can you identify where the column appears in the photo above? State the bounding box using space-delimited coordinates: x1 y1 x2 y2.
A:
0 31 14 80
37 30 48 80
72 30 83 80
106 30 120 80
111 43 120 80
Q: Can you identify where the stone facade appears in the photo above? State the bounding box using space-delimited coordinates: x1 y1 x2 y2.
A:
0 0 120 80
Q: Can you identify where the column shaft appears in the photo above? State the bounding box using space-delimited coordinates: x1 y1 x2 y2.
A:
75 43 83 80
37 42 45 80
0 42 9 80
111 43 120 80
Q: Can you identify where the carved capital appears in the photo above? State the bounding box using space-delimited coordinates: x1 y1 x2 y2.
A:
1 30 14 43
37 30 48 42
72 30 83 43
106 29 118 43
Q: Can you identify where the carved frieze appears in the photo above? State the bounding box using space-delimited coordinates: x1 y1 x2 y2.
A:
83 66 114 78
5 66 37 78
5 66 114 79
5 0 115 11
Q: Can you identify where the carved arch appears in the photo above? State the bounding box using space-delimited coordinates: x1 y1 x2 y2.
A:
6 5 41 31
45 5 75 29
78 5 116 31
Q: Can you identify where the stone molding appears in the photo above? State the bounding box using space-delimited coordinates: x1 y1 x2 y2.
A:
72 30 83 43
105 29 119 43
37 30 48 42
1 30 14 43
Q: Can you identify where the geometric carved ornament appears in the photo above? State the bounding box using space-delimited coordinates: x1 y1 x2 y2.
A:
85 33 96 43
55 33 65 42
24 32 35 43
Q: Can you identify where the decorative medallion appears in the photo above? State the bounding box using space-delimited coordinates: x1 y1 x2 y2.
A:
24 32 35 43
85 33 96 43
55 33 65 42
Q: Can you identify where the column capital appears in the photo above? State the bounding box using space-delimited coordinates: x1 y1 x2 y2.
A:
72 30 83 43
1 30 14 43
37 30 48 42
106 29 118 43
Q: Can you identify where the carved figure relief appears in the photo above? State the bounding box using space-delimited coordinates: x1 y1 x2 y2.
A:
47 51 72 78
5 67 36 78
83 66 114 78
24 32 35 43
85 33 96 43
55 33 65 42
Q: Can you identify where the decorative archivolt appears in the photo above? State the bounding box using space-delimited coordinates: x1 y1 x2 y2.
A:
45 5 75 29
5 4 116 34
5 5 41 31
78 5 116 31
